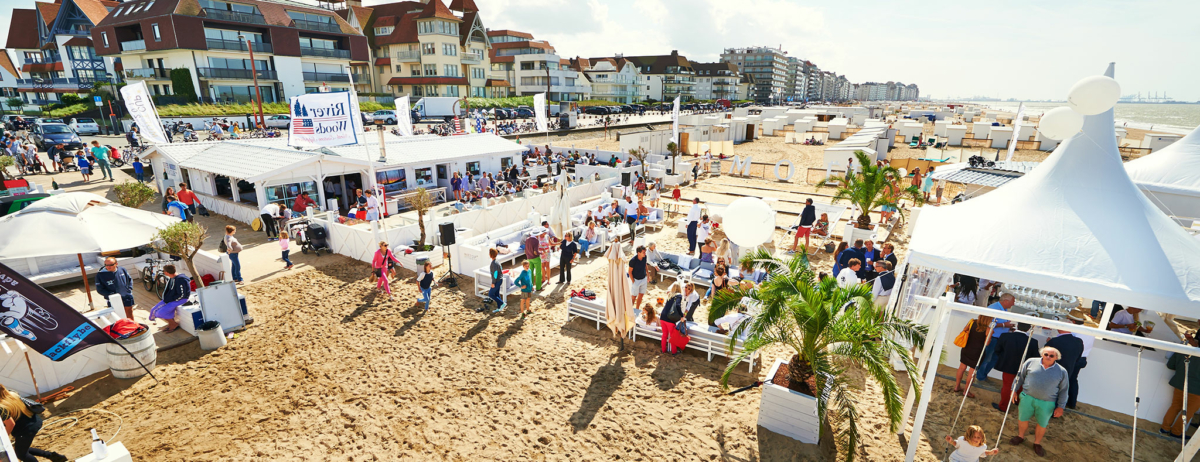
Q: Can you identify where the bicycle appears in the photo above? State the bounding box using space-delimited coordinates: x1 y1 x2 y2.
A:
141 258 172 299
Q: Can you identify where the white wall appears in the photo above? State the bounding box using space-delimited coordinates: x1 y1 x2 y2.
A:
275 56 305 101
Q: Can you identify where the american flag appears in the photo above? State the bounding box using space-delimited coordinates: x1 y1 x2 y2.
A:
294 119 314 134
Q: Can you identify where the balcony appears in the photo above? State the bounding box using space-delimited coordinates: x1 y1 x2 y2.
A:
395 50 420 62
662 76 696 84
17 77 107 91
293 19 340 34
28 99 57 106
300 47 350 59
120 40 146 52
197 67 278 80
462 51 483 64
203 8 267 25
206 38 273 53
303 71 351 82
124 68 170 80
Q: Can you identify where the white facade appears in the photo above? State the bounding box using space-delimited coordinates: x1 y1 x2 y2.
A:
512 53 589 102
581 60 641 103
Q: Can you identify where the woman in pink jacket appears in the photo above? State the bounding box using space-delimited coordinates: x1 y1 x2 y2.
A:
372 241 402 300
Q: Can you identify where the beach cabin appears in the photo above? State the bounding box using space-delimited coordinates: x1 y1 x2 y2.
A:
1016 124 1036 142
971 121 992 140
1143 134 1181 153
933 120 949 137
1115 127 1128 146
897 123 923 144
1036 132 1060 151
827 118 849 140
989 126 1014 149
946 125 968 146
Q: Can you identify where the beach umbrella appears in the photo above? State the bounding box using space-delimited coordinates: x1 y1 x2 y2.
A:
548 176 572 239
0 192 181 307
604 243 635 344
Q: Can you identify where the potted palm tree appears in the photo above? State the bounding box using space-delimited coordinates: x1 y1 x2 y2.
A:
821 151 922 242
713 249 926 460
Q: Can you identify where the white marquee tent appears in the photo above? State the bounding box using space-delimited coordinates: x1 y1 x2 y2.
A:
1125 124 1200 222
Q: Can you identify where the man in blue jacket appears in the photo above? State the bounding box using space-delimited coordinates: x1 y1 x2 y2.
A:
149 265 191 333
95 257 135 319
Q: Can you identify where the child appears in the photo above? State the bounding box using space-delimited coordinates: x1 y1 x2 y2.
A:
514 260 533 319
77 152 91 182
132 157 145 182
945 425 998 462
416 262 436 311
280 231 293 270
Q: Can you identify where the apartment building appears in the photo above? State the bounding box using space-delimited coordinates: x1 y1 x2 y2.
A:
486 30 588 102
719 46 786 104
690 61 743 101
569 57 641 104
849 81 919 101
0 52 19 101
784 57 806 103
342 0 493 99
91 0 369 104
606 50 695 102
5 0 119 109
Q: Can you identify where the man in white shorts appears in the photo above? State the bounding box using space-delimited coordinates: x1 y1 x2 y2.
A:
628 245 649 309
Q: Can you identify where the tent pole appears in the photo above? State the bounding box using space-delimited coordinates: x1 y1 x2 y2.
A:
77 254 93 309
23 352 40 400
904 293 952 462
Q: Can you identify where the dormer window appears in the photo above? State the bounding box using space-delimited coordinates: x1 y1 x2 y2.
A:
417 20 458 36
374 26 393 36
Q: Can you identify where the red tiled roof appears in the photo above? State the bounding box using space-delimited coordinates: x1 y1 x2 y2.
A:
375 12 420 45
22 62 65 73
374 57 391 66
373 16 396 27
75 0 114 25
36 2 61 26
448 0 478 13
6 9 40 49
458 10 477 46
486 30 533 39
417 0 458 21
485 79 509 87
63 36 93 47
0 51 18 78
387 76 468 86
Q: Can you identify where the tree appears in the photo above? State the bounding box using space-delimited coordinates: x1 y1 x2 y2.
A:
821 150 922 229
713 249 926 462
112 181 157 208
628 147 649 180
153 222 209 288
170 68 198 103
405 188 433 250
666 141 680 175
3 98 22 114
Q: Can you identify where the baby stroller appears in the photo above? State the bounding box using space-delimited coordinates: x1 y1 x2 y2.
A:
300 221 331 256
58 153 78 172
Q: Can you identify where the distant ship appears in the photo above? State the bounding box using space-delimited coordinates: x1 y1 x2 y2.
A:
1118 92 1196 104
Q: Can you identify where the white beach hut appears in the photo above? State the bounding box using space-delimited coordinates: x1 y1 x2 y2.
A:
1125 125 1200 225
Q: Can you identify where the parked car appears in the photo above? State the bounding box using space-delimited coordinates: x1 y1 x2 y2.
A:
1 115 20 130
583 106 609 115
30 123 83 151
372 110 398 125
491 108 511 120
514 108 535 118
69 117 101 135
38 118 64 125
264 114 291 129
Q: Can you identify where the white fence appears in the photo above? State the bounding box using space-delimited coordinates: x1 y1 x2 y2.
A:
0 308 121 398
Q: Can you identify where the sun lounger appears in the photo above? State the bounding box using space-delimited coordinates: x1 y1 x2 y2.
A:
566 297 608 330
629 321 757 369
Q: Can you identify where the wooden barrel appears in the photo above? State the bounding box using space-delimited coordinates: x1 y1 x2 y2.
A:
106 326 157 379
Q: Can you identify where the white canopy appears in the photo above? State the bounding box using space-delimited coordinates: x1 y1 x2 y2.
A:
1125 124 1200 219
0 192 180 259
908 66 1200 317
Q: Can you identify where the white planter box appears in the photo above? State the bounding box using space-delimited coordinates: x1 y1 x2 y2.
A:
841 221 878 244
757 359 821 444
398 249 444 272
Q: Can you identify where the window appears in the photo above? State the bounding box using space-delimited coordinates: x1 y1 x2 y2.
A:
415 168 434 187
471 67 484 79
520 62 535 71
394 85 402 93
500 157 513 170
265 181 317 210
423 64 436 76
395 65 402 73
376 169 408 193
374 26 393 36
422 43 435 55
444 85 459 97
152 23 161 41
301 62 343 74
442 43 456 56
442 64 458 77
299 37 336 50
208 57 270 70
199 0 259 15
163 84 171 94
412 86 423 96
417 20 458 36
204 28 262 43
410 65 421 76
424 85 438 96
101 32 109 47
287 11 334 24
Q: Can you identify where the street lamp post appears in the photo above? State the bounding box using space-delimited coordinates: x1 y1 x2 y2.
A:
240 34 266 128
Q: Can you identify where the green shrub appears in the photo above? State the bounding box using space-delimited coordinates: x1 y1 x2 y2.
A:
47 103 91 118
60 94 84 105
170 69 198 103
156 101 384 117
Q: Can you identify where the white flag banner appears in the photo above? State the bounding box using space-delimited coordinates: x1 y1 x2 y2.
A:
119 81 170 144
1006 102 1025 162
534 93 548 132
287 91 360 147
671 96 681 144
395 95 413 137
346 68 364 135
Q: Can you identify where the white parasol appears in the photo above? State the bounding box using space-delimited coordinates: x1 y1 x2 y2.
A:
548 175 573 239
0 192 181 307
604 242 635 341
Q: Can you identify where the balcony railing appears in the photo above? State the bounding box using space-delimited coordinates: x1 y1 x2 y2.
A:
120 40 146 51
663 77 696 84
28 99 56 106
293 19 340 33
16 77 105 91
300 47 350 59
197 67 278 80
303 71 351 82
206 38 273 53
395 50 420 61
462 51 483 63
203 8 267 25
124 68 169 79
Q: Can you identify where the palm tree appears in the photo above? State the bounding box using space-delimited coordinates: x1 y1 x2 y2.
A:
405 187 433 250
714 249 926 461
821 150 923 229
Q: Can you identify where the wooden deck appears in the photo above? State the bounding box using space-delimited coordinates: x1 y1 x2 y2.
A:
48 279 196 350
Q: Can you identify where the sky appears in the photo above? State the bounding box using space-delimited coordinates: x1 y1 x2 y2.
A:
4 0 1199 101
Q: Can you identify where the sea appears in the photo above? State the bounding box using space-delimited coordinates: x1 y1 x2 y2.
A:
960 101 1200 135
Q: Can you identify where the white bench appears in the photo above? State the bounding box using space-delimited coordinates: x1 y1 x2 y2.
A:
630 321 757 369
473 267 522 302
28 264 96 286
566 297 608 330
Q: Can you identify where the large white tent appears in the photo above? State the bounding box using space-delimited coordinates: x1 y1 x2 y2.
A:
906 69 1200 318
1125 124 1200 222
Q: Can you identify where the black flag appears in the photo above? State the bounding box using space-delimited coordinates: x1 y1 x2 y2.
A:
0 262 117 361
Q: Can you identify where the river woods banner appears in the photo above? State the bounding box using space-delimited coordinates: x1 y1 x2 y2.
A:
0 262 115 361
288 91 360 147
119 81 170 144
